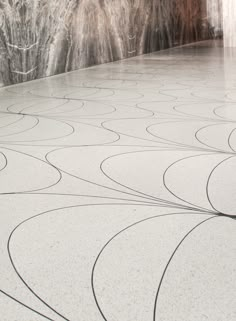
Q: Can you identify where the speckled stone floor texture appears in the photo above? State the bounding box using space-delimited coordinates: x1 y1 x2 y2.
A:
0 40 235 321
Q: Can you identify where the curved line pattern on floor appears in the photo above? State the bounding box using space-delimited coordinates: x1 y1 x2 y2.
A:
0 40 235 321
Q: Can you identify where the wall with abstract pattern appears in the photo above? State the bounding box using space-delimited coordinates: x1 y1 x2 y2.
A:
223 0 236 47
205 0 223 38
205 0 236 48
0 0 206 87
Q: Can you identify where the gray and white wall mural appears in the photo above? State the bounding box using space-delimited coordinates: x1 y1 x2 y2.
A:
205 0 236 48
206 0 223 38
223 0 236 47
0 0 206 87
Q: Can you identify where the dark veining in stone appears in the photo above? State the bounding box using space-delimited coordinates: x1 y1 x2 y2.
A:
0 0 210 86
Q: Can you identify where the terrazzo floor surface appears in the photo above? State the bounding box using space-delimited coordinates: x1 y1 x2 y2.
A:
0 40 236 321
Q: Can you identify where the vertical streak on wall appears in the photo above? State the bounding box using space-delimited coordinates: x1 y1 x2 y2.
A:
223 0 236 47
0 0 205 87
206 0 223 38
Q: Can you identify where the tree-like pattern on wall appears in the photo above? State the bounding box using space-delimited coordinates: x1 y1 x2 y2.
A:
0 0 205 86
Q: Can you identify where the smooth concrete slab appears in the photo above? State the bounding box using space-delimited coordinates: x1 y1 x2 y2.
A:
0 40 235 321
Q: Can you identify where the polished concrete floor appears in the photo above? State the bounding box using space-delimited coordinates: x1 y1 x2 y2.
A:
0 40 235 321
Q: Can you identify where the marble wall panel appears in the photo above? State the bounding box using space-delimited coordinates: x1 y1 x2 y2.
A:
223 0 236 47
0 0 205 86
206 0 223 38
204 0 236 48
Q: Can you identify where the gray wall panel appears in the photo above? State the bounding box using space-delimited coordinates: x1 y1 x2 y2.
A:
0 0 206 86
